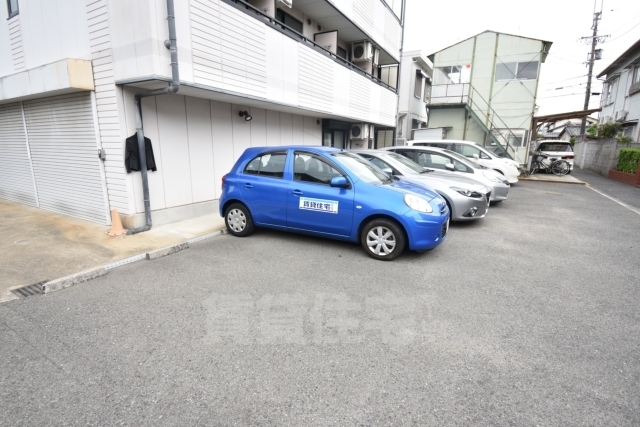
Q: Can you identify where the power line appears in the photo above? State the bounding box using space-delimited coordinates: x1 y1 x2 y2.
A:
544 82 586 91
539 74 588 86
605 21 640 42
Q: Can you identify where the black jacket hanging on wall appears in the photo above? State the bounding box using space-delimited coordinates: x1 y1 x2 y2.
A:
125 134 158 173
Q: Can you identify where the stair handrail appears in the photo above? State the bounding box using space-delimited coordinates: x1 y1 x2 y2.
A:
465 88 519 159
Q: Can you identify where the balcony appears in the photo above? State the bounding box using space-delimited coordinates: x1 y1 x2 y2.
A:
110 0 398 126
428 83 469 106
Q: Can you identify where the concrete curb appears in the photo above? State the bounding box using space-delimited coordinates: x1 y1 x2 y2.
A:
43 267 108 294
520 176 586 185
36 227 229 297
146 242 189 260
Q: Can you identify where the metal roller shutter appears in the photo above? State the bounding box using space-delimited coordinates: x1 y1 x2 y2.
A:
23 93 109 224
0 102 37 206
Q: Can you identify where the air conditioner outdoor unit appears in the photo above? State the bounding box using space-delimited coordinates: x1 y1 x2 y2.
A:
614 110 628 121
278 0 292 8
350 123 370 139
352 41 373 62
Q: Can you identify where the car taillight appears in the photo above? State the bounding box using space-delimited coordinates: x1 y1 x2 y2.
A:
221 175 226 189
562 156 574 160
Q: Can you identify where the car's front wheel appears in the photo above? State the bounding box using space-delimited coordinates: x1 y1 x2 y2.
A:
225 203 255 237
360 219 405 261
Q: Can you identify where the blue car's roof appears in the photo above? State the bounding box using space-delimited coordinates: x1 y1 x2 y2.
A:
241 146 342 156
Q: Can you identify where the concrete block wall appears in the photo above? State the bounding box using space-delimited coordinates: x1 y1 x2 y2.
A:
574 138 640 176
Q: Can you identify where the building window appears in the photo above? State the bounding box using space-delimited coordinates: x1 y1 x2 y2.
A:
634 66 640 84
381 65 398 89
423 79 431 101
7 0 18 17
433 65 471 85
414 71 423 98
604 78 618 105
276 8 303 34
495 61 539 81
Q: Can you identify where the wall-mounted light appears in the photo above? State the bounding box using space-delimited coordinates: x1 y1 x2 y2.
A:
239 111 252 121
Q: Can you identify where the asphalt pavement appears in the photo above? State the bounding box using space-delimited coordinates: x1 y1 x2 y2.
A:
1 181 639 426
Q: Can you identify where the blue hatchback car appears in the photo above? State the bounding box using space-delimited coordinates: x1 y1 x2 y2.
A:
220 146 450 260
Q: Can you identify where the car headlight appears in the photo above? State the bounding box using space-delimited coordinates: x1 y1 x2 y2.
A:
482 171 503 183
450 186 482 198
404 194 433 213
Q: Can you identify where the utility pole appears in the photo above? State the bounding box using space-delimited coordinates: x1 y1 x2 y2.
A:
580 1 607 135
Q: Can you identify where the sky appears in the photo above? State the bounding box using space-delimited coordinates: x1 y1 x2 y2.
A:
402 0 640 116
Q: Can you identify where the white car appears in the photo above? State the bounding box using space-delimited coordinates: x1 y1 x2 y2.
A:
406 139 521 184
535 140 574 173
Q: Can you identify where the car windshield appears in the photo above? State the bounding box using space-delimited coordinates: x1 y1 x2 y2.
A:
538 143 573 152
332 152 391 184
385 153 426 174
441 149 486 169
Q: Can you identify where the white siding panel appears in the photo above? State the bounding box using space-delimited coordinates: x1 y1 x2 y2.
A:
298 46 333 113
210 100 234 199
281 37 299 106
380 87 396 126
265 110 280 146
279 112 293 145
138 96 167 212
383 7 401 56
349 73 371 122
249 107 267 147
86 0 131 214
23 93 109 224
156 95 193 208
265 29 284 103
0 103 37 206
8 17 26 72
186 97 216 203
292 114 304 145
231 104 252 163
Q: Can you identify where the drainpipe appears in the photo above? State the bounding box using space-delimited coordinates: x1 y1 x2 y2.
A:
393 0 407 146
128 0 180 235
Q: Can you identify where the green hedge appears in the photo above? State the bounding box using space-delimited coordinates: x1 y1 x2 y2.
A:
616 148 640 173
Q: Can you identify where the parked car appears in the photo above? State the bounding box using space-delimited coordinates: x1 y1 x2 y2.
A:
381 146 511 202
352 150 491 221
220 146 450 260
406 139 521 183
535 140 574 173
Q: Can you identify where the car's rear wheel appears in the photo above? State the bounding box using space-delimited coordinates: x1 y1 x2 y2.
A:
225 203 255 237
360 219 405 261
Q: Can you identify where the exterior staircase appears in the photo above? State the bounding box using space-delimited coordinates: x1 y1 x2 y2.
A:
464 86 523 162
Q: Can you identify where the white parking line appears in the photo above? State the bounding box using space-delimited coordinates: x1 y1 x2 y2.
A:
586 184 640 216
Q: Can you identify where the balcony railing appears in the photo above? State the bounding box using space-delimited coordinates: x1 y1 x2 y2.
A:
428 83 469 105
226 0 397 93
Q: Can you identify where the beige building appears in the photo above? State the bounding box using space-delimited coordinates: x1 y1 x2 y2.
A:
426 31 552 164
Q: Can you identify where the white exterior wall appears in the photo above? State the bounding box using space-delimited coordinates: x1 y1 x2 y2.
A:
106 0 397 127
330 0 402 60
120 89 321 214
600 67 640 142
0 0 92 79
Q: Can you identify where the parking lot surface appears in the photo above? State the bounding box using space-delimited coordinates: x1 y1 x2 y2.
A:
1 181 639 426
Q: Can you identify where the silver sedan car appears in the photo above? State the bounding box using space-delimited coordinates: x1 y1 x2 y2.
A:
353 150 491 221
381 146 510 202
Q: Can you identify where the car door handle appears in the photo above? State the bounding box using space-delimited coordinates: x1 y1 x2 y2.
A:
244 183 254 189
291 190 303 196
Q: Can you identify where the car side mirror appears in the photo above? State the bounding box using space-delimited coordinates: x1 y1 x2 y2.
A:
473 154 479 160
444 163 455 171
382 167 393 175
330 176 349 188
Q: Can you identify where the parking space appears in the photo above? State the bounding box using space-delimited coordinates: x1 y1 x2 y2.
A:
1 181 639 426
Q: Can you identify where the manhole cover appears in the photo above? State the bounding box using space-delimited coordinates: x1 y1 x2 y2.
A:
14 239 30 245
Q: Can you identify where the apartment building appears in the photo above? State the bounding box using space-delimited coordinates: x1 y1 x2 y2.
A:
0 0 404 228
426 31 552 164
597 38 640 142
